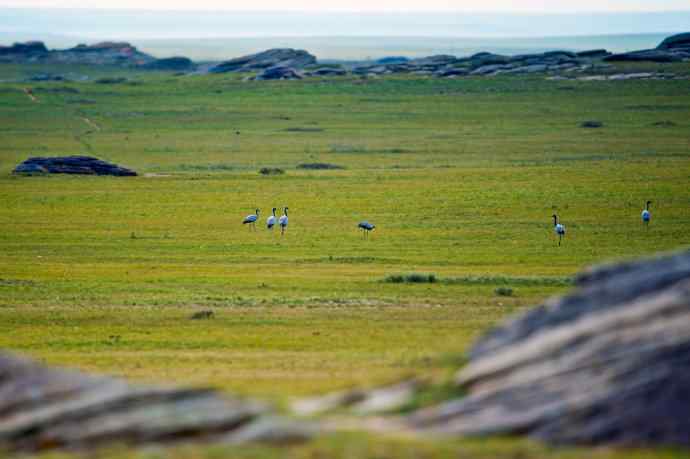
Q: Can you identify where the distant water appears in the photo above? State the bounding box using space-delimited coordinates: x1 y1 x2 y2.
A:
1 8 688 60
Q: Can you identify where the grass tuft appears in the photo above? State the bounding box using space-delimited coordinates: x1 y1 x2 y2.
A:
494 287 514 297
297 163 345 170
259 167 285 175
385 273 437 284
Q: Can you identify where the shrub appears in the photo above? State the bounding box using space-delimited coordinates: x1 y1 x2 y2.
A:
285 127 324 132
259 167 285 175
494 287 514 297
190 310 214 320
384 273 437 284
297 163 345 170
95 77 128 84
581 120 603 128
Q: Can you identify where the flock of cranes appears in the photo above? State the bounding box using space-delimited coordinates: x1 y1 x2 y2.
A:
551 201 652 246
243 207 289 235
242 201 653 245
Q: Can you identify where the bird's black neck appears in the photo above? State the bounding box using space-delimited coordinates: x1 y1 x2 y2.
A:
553 215 558 226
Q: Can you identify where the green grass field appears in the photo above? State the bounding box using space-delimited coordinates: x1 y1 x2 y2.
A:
1 62 690 458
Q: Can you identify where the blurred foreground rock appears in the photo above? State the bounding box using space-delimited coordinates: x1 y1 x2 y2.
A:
13 156 137 176
296 250 690 447
0 353 314 453
406 249 690 447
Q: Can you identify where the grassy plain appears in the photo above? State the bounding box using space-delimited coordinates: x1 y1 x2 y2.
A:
1 62 689 458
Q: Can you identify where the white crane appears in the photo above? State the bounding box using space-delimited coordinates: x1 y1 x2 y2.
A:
267 207 277 230
552 214 566 246
279 207 289 235
243 208 259 231
358 221 375 239
642 201 652 229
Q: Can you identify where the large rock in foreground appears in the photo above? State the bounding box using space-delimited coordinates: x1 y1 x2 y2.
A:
0 353 313 452
407 249 690 447
208 48 316 73
13 156 137 176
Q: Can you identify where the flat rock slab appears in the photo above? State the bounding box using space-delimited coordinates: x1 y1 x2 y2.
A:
13 156 137 176
0 353 314 452
406 249 690 447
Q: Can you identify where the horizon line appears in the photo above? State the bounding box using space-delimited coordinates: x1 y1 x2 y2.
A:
3 6 690 15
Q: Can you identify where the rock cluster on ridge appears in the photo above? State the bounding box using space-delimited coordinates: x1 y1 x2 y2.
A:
208 48 317 73
13 156 138 176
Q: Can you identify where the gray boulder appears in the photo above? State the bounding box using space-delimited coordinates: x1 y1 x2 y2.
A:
253 66 303 80
209 48 316 73
407 249 690 447
470 64 508 75
604 49 683 63
143 56 196 71
408 54 458 67
0 41 48 56
305 66 347 77
0 353 314 453
469 52 510 67
435 67 469 77
53 42 155 66
13 156 137 176
576 49 611 58
657 32 690 50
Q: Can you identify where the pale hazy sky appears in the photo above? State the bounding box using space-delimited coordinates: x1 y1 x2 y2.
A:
2 0 690 12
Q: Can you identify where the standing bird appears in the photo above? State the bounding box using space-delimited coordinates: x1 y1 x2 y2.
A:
358 221 375 239
279 207 289 235
642 201 652 229
267 208 277 230
553 214 566 246
243 208 260 231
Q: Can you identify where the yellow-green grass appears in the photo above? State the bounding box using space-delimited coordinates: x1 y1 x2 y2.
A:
1 63 690 458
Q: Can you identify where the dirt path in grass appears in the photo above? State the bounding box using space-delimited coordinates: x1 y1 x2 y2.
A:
81 117 101 132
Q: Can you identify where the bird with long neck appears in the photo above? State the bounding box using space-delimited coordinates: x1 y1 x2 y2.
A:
279 207 289 235
553 214 566 246
642 201 652 229
358 221 375 239
243 208 260 231
267 207 276 230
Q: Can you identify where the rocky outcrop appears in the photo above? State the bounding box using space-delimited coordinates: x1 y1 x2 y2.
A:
300 250 690 447
0 353 313 453
143 56 196 71
208 49 316 74
657 32 690 50
0 41 154 67
13 156 137 176
352 50 595 78
53 42 155 66
405 249 690 447
0 41 48 61
604 33 690 63
304 66 347 77
576 49 611 58
605 49 684 63
252 66 303 80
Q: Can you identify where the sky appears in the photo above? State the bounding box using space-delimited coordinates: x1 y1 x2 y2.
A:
2 0 690 12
